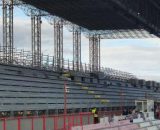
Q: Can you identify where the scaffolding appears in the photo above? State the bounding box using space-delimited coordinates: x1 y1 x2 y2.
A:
31 10 42 67
89 34 101 72
0 0 143 81
73 27 81 71
54 19 63 71
0 46 136 81
2 0 14 64
103 68 136 81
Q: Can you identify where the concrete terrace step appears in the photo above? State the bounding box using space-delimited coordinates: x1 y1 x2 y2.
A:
75 82 110 105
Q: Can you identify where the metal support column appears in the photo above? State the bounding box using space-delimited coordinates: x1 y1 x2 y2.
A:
54 19 63 70
89 34 101 72
31 11 42 67
73 27 81 71
2 0 14 64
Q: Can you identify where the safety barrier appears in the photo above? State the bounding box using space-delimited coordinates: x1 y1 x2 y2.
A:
0 112 93 130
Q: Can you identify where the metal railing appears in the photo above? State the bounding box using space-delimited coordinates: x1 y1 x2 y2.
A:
0 47 136 81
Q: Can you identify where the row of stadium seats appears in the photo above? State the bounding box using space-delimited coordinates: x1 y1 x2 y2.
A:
0 63 159 116
72 119 139 130
136 120 160 130
72 118 160 130
0 64 59 79
0 65 106 113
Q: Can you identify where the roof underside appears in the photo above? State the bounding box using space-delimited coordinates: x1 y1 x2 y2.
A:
20 0 160 36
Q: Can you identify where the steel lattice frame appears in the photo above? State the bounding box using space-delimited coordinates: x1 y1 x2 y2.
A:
73 27 81 71
111 0 160 36
89 34 101 72
54 19 63 70
2 0 14 64
31 10 42 67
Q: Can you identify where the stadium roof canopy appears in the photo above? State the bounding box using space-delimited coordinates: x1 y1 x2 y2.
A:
20 0 160 37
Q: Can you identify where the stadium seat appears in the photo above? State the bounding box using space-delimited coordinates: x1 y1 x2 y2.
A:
100 117 109 124
151 120 160 125
133 118 144 123
147 126 158 130
139 122 151 128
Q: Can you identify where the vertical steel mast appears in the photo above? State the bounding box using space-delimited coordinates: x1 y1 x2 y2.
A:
89 34 101 72
54 19 63 71
2 0 14 63
31 10 42 67
73 27 81 71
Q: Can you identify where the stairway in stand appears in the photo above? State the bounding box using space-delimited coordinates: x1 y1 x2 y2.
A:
62 71 109 105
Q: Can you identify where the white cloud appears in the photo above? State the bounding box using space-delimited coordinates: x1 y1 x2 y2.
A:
101 40 160 81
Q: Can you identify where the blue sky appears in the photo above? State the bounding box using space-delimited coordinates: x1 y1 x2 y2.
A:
0 7 160 81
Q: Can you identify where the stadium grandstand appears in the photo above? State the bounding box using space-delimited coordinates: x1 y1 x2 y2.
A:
0 0 160 130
